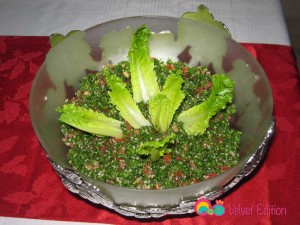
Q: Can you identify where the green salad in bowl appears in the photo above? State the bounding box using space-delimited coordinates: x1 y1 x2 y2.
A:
56 25 241 190
30 5 274 218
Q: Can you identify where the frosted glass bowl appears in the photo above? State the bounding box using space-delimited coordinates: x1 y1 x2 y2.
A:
29 16 274 218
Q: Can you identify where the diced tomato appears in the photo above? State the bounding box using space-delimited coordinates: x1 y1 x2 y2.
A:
196 86 203 94
204 173 217 179
217 113 223 120
166 64 175 70
143 164 154 176
113 138 126 143
133 129 140 134
176 155 182 161
191 178 199 183
218 138 224 144
172 124 179 132
119 160 126 170
125 121 132 130
99 145 106 153
102 108 108 113
66 133 75 138
118 146 126 154
175 170 184 177
182 66 190 78
221 165 229 171
189 161 197 169
163 154 172 164
203 81 212 90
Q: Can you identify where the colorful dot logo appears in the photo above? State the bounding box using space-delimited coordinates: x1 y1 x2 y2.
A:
194 199 225 216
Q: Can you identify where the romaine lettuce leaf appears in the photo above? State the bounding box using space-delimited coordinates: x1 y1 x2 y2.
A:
137 133 175 162
106 74 151 128
177 74 234 135
149 73 185 132
57 103 124 139
128 25 159 103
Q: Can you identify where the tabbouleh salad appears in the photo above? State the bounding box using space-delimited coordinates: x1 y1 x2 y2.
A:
57 25 241 189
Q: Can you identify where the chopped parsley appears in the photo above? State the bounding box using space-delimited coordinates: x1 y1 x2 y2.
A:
59 59 241 189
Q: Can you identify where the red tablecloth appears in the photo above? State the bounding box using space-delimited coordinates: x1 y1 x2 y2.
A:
0 36 299 225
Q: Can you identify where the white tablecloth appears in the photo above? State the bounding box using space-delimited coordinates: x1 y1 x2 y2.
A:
0 0 290 225
0 0 290 45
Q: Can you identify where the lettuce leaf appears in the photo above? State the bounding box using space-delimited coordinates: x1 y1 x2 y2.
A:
149 73 185 132
106 74 151 129
57 103 124 139
177 74 234 135
128 25 159 103
137 133 175 162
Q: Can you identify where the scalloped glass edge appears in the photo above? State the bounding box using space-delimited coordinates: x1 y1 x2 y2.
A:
30 13 274 218
49 4 230 48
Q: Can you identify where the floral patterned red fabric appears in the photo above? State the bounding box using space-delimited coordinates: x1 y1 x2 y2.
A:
0 37 299 225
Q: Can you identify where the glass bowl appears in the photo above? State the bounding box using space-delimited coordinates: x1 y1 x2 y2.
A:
29 16 274 218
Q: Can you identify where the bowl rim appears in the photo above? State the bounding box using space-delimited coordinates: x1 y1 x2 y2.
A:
30 15 275 217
